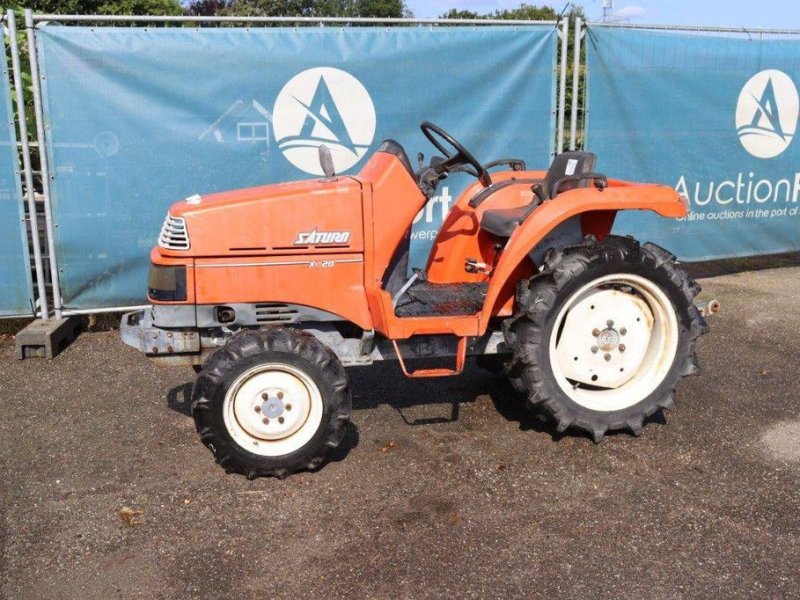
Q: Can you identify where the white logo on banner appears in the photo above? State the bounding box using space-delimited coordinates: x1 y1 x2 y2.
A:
736 69 799 159
273 67 376 175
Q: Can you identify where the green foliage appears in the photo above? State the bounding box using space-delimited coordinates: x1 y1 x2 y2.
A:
440 3 558 20
22 0 183 14
439 9 480 19
489 4 558 20
185 0 409 18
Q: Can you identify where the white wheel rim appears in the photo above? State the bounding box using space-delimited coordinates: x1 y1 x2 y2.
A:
549 273 679 412
223 363 324 457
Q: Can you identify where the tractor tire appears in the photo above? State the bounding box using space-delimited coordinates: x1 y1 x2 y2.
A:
504 235 708 442
191 327 351 479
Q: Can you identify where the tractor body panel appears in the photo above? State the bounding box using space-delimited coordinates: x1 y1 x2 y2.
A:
165 177 365 257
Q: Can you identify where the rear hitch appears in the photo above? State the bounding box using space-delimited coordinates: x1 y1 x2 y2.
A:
695 299 721 318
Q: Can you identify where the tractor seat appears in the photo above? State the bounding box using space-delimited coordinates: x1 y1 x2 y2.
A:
480 151 599 239
480 206 530 238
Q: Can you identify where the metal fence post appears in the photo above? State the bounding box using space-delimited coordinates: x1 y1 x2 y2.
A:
25 8 62 319
7 9 49 319
556 16 569 155
569 17 583 151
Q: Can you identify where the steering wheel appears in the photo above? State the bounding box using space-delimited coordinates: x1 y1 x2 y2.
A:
420 122 492 187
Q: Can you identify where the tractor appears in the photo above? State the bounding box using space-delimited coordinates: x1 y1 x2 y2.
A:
121 122 715 478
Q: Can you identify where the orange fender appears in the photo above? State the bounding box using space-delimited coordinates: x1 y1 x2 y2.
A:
479 182 688 327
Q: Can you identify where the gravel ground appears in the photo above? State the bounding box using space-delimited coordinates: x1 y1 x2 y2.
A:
1 266 799 598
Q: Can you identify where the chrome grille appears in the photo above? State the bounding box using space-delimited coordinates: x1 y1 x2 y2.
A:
254 304 300 324
158 214 190 250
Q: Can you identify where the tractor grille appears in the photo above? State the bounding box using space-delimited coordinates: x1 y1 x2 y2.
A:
158 214 190 250
255 303 300 324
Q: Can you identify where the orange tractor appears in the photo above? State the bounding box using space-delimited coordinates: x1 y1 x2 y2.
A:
122 122 713 478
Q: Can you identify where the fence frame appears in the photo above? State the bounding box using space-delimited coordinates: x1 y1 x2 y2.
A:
6 10 48 318
576 21 800 153
21 11 564 318
585 21 800 35
1 10 40 318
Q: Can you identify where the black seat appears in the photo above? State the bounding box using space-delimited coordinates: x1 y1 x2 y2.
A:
480 151 599 238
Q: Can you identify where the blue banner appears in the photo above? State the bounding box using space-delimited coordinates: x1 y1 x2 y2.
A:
586 27 800 260
37 26 556 309
0 43 33 316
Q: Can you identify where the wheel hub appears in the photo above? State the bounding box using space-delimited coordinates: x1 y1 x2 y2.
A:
596 328 620 352
261 393 285 419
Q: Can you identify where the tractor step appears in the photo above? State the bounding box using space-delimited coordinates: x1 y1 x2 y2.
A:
392 337 467 378
394 281 487 318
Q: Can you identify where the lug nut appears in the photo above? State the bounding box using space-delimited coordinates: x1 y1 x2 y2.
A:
261 393 268 400
604 353 611 362
591 346 598 354
285 404 292 411
278 417 285 424
262 418 269 425
592 328 601 336
607 320 614 327
277 391 284 400
619 344 626 353
254 406 261 413
620 327 627 336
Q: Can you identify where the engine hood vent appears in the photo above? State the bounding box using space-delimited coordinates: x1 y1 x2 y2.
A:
158 214 190 250
254 303 300 324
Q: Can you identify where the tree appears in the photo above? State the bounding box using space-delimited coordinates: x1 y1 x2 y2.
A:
440 3 558 21
24 0 183 14
184 0 227 15
488 4 558 20
185 0 410 18
440 9 480 19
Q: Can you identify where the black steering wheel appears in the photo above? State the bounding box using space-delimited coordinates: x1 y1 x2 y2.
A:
420 122 492 187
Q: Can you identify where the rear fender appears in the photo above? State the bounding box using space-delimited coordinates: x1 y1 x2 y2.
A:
479 182 687 327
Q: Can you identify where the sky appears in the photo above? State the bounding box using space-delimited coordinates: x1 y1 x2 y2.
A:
406 0 800 29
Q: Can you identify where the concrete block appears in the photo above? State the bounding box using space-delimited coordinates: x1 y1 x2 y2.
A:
14 316 82 360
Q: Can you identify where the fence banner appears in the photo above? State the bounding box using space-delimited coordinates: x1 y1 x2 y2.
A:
0 42 33 316
36 25 556 309
586 27 800 261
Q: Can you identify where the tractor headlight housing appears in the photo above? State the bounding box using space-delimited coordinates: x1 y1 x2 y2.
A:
148 264 187 302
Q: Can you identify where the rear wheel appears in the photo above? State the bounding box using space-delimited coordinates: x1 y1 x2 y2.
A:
504 235 708 442
192 328 351 478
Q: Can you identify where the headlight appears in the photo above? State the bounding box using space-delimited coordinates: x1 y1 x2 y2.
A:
158 214 190 250
148 264 187 302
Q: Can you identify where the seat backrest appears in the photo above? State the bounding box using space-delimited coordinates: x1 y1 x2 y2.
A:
533 151 597 201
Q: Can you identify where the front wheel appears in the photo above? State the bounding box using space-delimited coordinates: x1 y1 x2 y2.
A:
504 235 709 442
192 328 351 478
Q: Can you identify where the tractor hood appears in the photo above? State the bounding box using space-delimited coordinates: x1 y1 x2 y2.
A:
159 177 364 257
